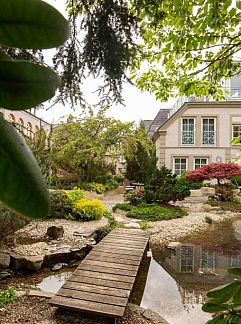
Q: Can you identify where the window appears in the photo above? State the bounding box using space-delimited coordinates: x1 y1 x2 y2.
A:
180 245 194 273
181 118 195 145
202 118 216 145
232 125 241 144
174 157 187 175
200 249 215 272
194 157 208 170
231 253 241 267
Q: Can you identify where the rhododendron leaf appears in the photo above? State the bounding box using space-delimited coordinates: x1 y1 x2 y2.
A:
0 117 49 218
0 0 69 49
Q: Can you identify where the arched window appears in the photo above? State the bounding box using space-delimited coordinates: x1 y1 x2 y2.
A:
27 122 33 138
18 118 24 133
8 114 15 124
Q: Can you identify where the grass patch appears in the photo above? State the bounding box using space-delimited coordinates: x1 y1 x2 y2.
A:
113 202 187 221
0 288 16 308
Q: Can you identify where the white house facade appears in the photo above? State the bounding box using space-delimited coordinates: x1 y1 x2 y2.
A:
154 101 241 175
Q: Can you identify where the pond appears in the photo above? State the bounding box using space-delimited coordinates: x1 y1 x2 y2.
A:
33 218 241 324
137 217 241 324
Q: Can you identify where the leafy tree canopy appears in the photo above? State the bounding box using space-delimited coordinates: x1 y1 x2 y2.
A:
51 108 152 182
6 0 241 107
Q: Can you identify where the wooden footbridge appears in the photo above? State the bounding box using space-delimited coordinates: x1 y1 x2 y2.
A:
50 228 149 322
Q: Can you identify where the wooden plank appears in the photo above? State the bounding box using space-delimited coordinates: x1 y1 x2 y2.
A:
85 253 140 265
107 233 148 240
73 270 135 283
57 288 127 307
111 230 148 238
101 238 146 246
98 243 144 251
51 295 125 317
82 259 138 271
94 246 143 256
78 264 136 276
68 275 133 290
88 250 142 260
63 282 130 298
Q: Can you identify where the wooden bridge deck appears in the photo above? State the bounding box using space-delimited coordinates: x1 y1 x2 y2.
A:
50 228 149 320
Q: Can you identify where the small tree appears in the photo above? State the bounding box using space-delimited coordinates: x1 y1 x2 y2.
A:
186 163 241 201
144 166 190 204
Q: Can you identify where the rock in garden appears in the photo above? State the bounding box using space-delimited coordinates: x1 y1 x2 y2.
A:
10 254 44 271
0 253 10 270
46 226 64 240
52 263 67 271
0 271 11 280
125 223 141 229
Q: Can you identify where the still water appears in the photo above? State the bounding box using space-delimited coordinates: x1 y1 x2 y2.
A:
139 218 241 324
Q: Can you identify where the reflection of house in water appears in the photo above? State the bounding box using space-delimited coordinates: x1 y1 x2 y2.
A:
152 241 241 306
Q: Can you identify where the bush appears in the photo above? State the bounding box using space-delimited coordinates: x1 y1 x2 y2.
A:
73 198 106 221
48 190 69 218
105 178 119 191
65 187 85 206
144 167 190 204
125 191 144 205
0 203 28 240
232 175 241 188
82 182 106 194
112 203 133 212
0 288 16 308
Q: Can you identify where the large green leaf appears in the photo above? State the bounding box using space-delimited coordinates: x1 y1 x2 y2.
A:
0 60 60 109
207 282 241 302
228 268 241 277
0 0 69 49
0 117 49 218
202 303 229 313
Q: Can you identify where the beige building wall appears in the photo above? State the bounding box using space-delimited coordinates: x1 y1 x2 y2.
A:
0 108 51 136
155 102 241 172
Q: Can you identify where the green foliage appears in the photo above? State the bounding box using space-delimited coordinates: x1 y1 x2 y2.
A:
0 0 69 219
0 117 49 218
112 203 133 212
51 109 142 184
144 166 190 204
73 198 106 221
95 211 119 242
140 220 151 231
125 122 157 183
205 215 213 224
232 175 241 188
0 288 16 308
203 268 241 323
65 187 85 206
82 182 106 194
0 202 29 239
125 191 144 205
126 203 187 221
48 190 69 219
113 202 187 221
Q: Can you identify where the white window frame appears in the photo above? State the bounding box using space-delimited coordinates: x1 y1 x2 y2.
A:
200 248 215 273
202 117 216 146
181 117 196 146
173 157 188 176
179 244 194 273
232 124 241 145
194 157 208 170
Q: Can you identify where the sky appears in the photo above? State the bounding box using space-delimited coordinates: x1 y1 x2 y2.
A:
38 0 175 124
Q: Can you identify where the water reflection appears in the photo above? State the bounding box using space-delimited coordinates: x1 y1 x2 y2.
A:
139 218 241 324
35 272 73 293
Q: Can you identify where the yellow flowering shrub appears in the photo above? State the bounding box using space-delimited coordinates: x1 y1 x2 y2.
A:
73 198 106 221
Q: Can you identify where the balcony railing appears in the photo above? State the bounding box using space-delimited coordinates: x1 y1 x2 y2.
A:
181 131 195 145
170 87 241 116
